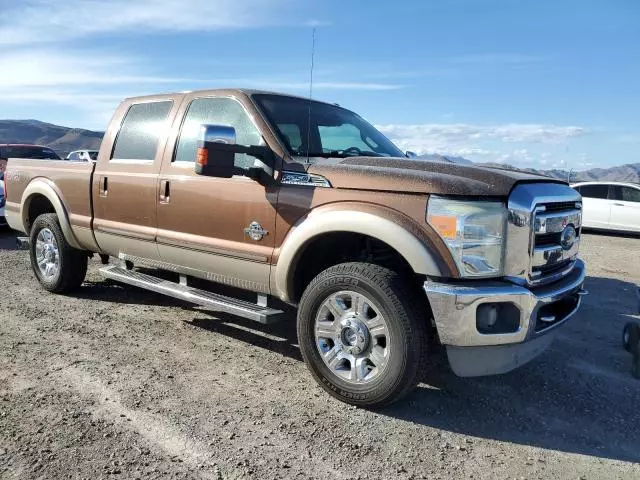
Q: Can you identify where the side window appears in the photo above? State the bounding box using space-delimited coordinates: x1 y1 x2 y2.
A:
621 187 640 203
112 101 173 161
174 97 263 170
579 184 608 199
68 153 78 160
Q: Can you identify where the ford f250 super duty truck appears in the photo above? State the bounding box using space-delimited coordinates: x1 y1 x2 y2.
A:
4 89 587 407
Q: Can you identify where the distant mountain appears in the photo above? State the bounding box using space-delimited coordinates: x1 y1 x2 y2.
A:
417 153 474 165
0 120 104 157
479 162 640 184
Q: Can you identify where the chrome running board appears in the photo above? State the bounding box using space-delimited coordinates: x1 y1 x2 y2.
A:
99 265 285 324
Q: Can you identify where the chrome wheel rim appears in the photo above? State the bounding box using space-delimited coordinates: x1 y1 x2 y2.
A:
35 228 60 280
315 290 390 384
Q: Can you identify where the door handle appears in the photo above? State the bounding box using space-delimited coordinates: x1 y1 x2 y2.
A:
613 202 624 206
159 180 170 203
99 176 108 197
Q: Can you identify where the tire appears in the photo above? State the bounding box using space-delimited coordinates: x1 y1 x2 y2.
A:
297 262 428 408
623 322 637 353
29 213 87 293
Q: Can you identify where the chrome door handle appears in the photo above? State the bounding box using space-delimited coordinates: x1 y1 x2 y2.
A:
159 180 170 203
99 176 108 197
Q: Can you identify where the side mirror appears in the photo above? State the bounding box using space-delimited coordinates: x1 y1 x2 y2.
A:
195 124 275 183
405 151 418 159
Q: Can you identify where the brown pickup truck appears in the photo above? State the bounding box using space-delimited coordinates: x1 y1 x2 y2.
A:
4 89 587 406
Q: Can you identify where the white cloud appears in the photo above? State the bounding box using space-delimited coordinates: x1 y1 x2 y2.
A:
376 123 587 154
0 0 293 45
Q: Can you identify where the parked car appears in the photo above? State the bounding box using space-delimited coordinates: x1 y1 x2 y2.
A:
0 144 61 161
4 88 587 407
572 182 640 233
0 172 5 227
67 150 99 162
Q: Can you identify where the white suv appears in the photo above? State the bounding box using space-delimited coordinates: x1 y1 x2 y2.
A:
572 182 640 233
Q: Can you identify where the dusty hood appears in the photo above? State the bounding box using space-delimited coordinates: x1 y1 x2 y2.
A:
306 157 563 197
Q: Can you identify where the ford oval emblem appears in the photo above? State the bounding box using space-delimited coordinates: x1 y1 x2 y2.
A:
560 225 577 250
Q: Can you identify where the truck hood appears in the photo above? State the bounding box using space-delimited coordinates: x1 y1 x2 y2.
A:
306 157 564 196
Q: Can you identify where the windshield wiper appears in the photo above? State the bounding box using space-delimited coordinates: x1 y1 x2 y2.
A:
300 152 348 158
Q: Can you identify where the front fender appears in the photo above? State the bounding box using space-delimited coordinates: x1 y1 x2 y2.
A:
273 203 455 303
17 179 82 250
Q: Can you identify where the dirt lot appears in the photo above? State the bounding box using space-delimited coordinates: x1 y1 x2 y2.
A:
0 229 639 480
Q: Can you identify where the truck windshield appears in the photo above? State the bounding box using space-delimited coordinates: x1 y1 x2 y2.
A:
253 94 405 159
0 146 60 160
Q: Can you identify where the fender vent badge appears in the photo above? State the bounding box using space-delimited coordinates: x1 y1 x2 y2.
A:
244 221 268 241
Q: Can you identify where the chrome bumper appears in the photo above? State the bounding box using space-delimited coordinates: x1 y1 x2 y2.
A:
424 259 586 376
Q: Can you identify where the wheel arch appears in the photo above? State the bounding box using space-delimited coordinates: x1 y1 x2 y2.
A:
273 203 453 304
20 179 82 250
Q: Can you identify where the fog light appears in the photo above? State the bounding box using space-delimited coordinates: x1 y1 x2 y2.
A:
476 303 520 334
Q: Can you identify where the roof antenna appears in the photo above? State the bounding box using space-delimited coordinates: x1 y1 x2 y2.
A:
305 27 316 164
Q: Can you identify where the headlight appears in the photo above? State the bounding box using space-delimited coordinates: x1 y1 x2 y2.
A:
427 196 506 278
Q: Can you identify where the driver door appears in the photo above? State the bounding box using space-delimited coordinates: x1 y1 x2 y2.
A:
156 94 278 293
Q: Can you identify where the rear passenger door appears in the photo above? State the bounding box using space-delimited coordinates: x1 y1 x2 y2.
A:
577 184 610 228
609 185 640 232
92 98 179 260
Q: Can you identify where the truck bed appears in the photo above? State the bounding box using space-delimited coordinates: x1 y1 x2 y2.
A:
4 158 97 250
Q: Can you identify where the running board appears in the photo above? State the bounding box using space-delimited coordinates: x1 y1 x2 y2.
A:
99 266 286 324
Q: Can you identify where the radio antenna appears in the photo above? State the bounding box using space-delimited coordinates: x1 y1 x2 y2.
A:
305 27 316 164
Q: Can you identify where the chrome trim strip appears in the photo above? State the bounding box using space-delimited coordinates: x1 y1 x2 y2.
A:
534 209 582 233
531 239 579 269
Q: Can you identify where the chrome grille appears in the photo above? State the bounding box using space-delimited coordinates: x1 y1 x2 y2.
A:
505 183 583 287
530 202 582 285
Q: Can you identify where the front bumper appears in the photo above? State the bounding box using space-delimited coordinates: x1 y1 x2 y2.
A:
424 259 586 377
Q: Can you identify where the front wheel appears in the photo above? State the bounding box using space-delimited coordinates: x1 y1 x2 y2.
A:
29 213 88 293
297 262 428 407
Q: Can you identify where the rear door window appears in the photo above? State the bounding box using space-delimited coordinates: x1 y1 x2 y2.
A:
578 184 609 199
111 101 173 161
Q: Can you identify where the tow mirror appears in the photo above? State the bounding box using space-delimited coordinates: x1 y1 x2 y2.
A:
195 124 275 183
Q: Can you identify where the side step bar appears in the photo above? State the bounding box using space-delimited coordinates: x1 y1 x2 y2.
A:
100 265 286 324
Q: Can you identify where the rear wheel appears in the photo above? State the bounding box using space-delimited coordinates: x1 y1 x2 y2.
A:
297 262 428 407
29 213 87 293
623 322 637 352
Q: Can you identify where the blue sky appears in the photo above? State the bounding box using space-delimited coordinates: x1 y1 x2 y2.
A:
0 0 638 169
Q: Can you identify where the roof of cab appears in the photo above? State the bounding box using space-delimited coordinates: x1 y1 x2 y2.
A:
122 88 337 107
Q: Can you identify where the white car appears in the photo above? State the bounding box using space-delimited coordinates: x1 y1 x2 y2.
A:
0 173 6 227
572 181 640 233
66 150 99 162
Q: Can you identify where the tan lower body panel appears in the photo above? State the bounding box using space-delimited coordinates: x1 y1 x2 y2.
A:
156 244 271 294
71 226 100 251
94 231 162 261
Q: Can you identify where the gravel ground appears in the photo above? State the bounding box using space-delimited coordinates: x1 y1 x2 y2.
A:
0 229 639 480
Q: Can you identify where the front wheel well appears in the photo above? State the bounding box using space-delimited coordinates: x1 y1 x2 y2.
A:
25 194 56 233
290 232 420 303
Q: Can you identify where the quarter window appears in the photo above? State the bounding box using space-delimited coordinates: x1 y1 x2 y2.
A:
578 184 608 199
111 101 173 161
174 97 263 170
